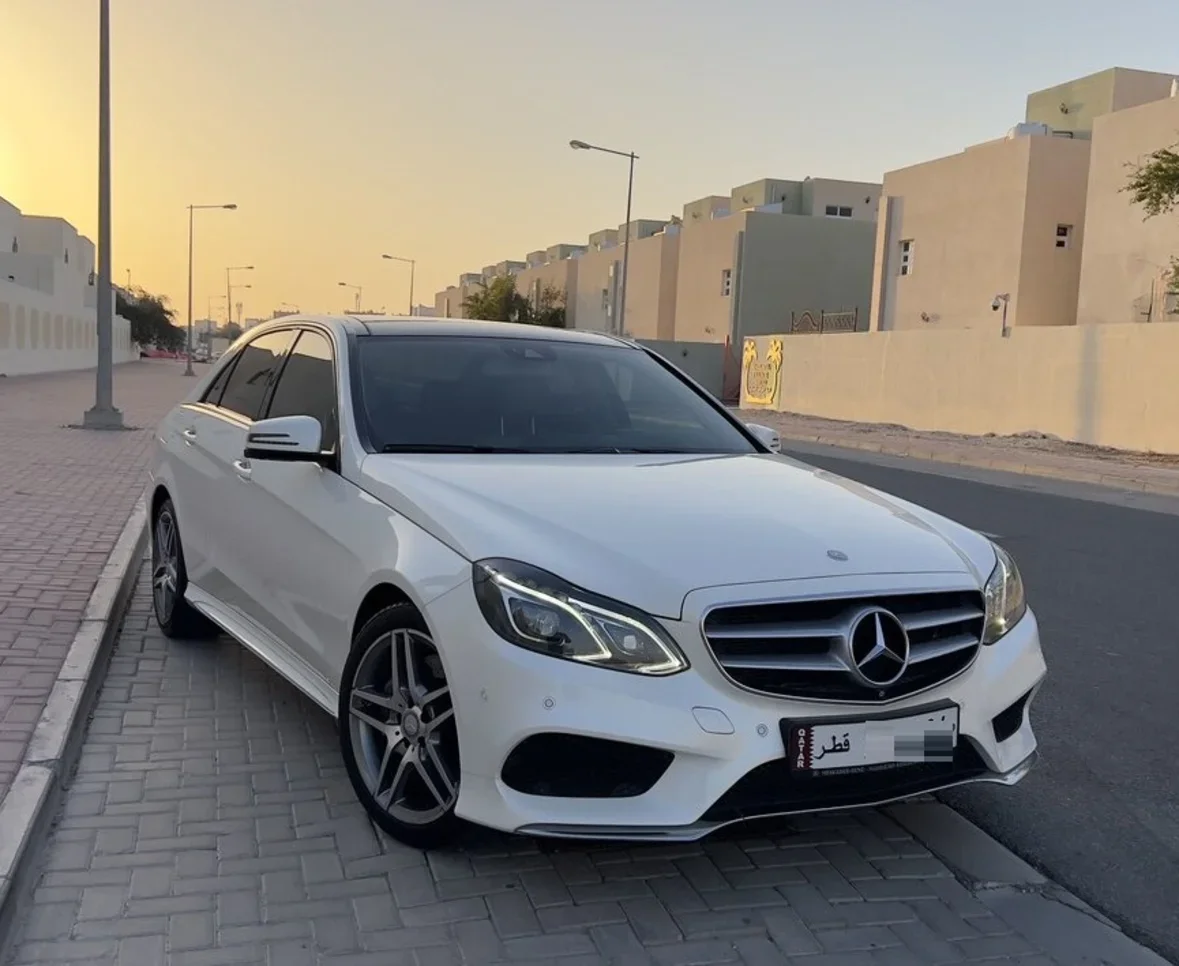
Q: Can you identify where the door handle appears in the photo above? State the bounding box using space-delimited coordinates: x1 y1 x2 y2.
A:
232 458 253 481
181 427 197 445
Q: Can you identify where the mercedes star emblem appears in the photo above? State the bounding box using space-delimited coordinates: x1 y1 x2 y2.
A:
846 607 910 688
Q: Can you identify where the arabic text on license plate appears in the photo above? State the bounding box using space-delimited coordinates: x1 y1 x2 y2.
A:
788 707 958 774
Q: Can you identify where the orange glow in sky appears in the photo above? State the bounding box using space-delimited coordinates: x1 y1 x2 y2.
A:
5 0 1178 321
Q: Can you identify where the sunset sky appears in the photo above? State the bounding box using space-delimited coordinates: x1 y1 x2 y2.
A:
3 0 1178 322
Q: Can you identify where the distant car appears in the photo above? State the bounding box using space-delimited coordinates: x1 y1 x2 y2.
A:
147 316 1045 848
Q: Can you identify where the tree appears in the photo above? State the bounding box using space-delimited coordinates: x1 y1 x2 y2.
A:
117 287 185 351
1124 142 1179 290
530 283 567 328
222 322 242 341
462 275 530 322
462 275 567 327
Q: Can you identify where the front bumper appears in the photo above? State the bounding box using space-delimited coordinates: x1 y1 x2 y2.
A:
425 578 1047 841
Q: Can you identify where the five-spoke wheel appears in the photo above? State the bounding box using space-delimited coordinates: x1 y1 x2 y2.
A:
339 604 462 847
151 497 217 639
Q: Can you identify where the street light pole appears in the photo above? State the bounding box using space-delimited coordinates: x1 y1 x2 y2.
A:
570 139 639 336
338 282 362 312
82 0 123 429
226 265 254 331
184 203 238 375
381 254 416 315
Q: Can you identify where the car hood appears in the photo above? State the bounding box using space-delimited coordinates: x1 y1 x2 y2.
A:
358 452 996 619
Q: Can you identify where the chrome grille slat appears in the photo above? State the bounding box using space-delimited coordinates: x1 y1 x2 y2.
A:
702 589 985 702
704 622 844 641
719 653 847 672
909 632 979 664
898 606 984 632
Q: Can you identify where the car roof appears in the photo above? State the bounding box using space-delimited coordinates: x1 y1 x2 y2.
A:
253 315 637 348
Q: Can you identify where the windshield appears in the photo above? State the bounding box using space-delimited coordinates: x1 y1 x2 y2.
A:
354 334 758 455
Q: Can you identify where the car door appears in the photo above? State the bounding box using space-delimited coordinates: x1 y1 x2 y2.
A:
197 328 296 614
162 354 241 589
231 327 366 684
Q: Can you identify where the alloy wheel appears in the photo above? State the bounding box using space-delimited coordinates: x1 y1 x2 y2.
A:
152 509 179 624
346 628 459 825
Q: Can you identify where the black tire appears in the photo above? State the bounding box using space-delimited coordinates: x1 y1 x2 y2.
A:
151 497 218 640
339 603 462 850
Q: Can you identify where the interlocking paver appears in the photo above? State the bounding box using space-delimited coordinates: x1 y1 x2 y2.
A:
0 360 191 805
3 571 1097 965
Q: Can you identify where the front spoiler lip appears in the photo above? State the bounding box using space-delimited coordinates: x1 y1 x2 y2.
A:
513 750 1039 843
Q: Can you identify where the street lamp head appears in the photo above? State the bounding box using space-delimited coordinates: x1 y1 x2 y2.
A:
569 139 592 150
244 265 254 270
382 254 393 260
223 204 238 210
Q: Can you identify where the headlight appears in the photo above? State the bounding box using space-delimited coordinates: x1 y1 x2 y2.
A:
982 544 1026 644
472 559 688 675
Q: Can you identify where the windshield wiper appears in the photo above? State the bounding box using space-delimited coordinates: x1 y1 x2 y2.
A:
379 443 530 454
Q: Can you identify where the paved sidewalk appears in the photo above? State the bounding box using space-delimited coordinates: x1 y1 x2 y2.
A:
747 410 1179 497
6 572 1168 966
0 361 192 807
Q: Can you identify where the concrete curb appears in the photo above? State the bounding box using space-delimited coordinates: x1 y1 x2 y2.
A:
0 497 148 955
889 800 1172 964
780 431 1179 498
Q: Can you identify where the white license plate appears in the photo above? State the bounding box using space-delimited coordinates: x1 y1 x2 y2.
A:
785 706 959 775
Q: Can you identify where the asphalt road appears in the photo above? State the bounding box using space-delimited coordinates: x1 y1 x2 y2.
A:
785 442 1179 963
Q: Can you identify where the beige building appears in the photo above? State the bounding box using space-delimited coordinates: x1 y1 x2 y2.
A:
871 66 1179 334
669 177 879 345
871 130 1091 332
1077 89 1179 324
1025 67 1178 138
674 206 876 344
570 219 672 337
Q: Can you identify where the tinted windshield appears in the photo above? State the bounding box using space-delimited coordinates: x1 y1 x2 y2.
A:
354 335 757 455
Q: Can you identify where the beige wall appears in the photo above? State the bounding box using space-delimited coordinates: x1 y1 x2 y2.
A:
570 245 620 333
803 179 881 222
1015 136 1092 327
673 213 747 342
736 213 875 340
1024 67 1175 136
622 232 679 341
682 196 730 223
742 324 1179 453
871 134 1089 332
1077 94 1179 325
730 179 803 213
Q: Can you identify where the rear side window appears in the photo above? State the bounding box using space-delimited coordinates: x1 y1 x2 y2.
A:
217 330 294 419
201 357 236 406
266 330 338 444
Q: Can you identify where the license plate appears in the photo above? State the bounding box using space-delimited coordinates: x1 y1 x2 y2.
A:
783 706 958 776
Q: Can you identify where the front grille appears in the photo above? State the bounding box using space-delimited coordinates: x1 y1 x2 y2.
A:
501 733 674 798
703 590 985 702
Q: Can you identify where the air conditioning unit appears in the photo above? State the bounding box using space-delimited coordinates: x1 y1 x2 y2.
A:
1006 122 1052 139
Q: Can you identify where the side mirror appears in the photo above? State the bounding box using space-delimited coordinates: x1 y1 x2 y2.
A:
746 422 781 453
244 415 324 462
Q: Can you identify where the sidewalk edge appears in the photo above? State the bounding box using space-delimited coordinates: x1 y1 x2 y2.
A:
0 497 148 955
888 800 1173 964
780 431 1179 498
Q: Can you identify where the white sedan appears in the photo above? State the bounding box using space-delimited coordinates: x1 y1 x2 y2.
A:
148 316 1046 849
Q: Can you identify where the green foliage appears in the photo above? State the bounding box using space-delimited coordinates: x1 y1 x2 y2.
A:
222 322 242 341
117 287 185 351
462 276 567 328
1125 141 1179 292
1124 144 1179 218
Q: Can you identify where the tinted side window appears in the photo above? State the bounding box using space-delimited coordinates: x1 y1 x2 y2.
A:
201 354 238 406
217 331 294 419
266 330 338 445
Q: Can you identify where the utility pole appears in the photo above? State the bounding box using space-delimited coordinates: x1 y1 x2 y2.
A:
82 0 124 430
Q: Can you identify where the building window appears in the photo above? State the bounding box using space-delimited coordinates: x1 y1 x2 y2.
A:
1055 224 1073 249
824 205 853 218
899 240 914 276
721 269 732 297
601 288 610 311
